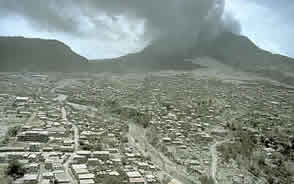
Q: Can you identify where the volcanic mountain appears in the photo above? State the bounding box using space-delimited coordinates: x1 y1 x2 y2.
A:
1 33 294 85
0 36 88 72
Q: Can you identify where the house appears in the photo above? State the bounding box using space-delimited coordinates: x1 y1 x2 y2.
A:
72 164 88 177
137 162 149 170
78 173 95 181
43 172 54 180
72 164 88 170
60 145 74 152
28 154 39 162
168 179 182 184
129 178 145 184
0 154 7 162
111 158 122 166
17 131 49 143
52 163 64 171
80 179 95 184
25 163 39 173
145 175 158 183
77 151 92 158
88 158 99 166
43 147 54 152
93 151 110 160
13 178 25 184
63 139 74 146
72 168 89 177
109 171 120 176
47 127 66 137
73 155 87 164
126 171 142 179
54 172 70 184
45 160 54 170
7 153 25 160
41 180 51 184
29 143 41 152
15 97 29 103
162 137 172 144
0 147 26 152
106 148 119 154
23 174 38 184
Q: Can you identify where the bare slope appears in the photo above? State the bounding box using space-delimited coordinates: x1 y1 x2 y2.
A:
94 32 294 84
206 32 294 85
1 33 294 81
0 36 88 72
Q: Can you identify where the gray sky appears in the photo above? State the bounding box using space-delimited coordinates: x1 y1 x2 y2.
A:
226 0 294 57
0 0 293 59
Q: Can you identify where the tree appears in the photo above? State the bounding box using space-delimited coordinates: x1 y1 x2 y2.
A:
103 176 122 184
199 175 215 184
5 160 26 179
7 126 20 137
2 176 13 184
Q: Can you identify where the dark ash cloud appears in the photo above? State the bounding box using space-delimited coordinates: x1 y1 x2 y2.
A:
0 0 241 54
0 0 83 35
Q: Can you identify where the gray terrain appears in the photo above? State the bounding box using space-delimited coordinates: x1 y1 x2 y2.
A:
0 34 294 184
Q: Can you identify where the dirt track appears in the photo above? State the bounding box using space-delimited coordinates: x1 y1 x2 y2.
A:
128 123 196 184
209 140 230 184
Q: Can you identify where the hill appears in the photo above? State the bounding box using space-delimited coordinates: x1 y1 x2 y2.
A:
93 32 294 84
1 34 294 85
0 36 88 72
92 39 203 72
206 32 294 85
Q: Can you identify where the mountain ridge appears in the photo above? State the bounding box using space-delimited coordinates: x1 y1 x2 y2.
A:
0 36 88 72
1 34 294 85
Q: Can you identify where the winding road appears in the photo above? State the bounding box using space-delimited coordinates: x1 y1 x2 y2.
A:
128 123 196 184
209 139 230 184
61 104 80 184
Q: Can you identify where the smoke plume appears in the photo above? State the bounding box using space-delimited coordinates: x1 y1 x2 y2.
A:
0 0 241 55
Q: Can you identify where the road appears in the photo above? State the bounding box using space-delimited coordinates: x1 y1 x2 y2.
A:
128 123 195 184
209 140 230 184
53 83 80 184
38 163 45 183
61 106 79 184
25 112 37 125
64 153 78 184
129 121 230 184
62 106 79 152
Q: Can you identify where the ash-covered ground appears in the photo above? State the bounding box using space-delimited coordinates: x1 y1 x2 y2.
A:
0 57 294 184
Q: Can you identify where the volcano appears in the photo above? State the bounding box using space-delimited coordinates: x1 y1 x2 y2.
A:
1 33 294 85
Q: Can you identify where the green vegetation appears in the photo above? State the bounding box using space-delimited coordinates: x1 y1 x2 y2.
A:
219 126 294 184
0 165 12 184
146 126 160 147
103 177 121 184
7 126 20 137
199 175 215 184
5 160 26 179
0 126 20 145
219 130 255 162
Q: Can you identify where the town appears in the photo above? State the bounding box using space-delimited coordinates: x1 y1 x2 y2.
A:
0 71 294 184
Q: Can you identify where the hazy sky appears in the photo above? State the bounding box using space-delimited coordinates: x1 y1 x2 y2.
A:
226 0 294 58
0 0 293 59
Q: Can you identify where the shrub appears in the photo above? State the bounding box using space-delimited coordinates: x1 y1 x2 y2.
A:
7 126 20 137
199 175 215 184
5 160 26 179
103 176 123 184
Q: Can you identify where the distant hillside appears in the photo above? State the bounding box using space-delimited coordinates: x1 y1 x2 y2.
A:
0 36 88 72
0 36 198 73
92 40 202 71
206 32 294 85
1 34 294 85
93 32 294 84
